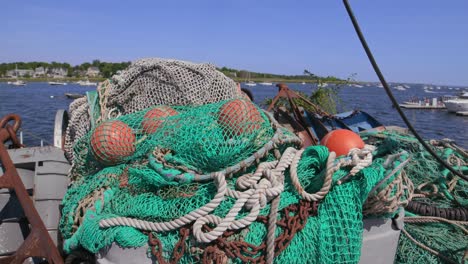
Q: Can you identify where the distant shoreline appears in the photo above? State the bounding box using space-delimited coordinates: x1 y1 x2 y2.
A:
0 77 105 82
0 77 350 85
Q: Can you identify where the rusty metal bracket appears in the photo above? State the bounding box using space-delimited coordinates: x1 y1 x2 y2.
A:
267 83 331 146
0 114 63 264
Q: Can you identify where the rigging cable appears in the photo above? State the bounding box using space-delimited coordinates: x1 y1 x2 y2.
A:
342 0 468 182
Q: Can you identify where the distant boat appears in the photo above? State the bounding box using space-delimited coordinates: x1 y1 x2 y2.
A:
244 81 257 87
301 82 306 85
258 82 273 86
393 85 406 91
424 89 437 94
77 80 98 86
49 81 67 86
403 84 410 89
9 80 26 86
351 84 364 88
65 93 85 99
244 72 256 87
444 92 468 113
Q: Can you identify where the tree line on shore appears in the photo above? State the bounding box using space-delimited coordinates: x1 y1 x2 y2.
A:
0 60 131 78
0 60 343 82
219 67 343 82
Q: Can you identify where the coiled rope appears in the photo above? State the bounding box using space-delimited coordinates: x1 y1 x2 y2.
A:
99 145 376 250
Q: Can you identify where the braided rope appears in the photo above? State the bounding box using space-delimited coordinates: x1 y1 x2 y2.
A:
364 170 414 215
349 144 375 175
194 147 296 244
337 144 376 184
290 150 336 201
193 188 261 243
265 147 296 264
99 142 379 246
99 172 227 232
99 147 304 245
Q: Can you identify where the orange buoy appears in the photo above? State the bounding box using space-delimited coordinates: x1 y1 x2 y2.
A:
142 106 178 134
218 99 263 136
90 120 136 165
320 129 365 156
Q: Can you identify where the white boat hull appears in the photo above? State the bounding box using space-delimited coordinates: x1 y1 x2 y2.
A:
445 100 468 113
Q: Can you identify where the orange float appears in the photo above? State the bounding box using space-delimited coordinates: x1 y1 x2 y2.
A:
320 129 365 156
91 120 136 165
218 99 263 136
142 106 178 134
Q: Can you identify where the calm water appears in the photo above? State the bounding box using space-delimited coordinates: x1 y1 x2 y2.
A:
0 82 467 148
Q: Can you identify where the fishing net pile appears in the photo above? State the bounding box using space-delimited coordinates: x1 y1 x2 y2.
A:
360 130 467 264
60 58 467 263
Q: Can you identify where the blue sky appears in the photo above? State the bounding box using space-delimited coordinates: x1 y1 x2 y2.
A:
1 0 467 85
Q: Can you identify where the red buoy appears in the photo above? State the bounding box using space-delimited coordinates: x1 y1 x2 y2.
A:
90 120 136 165
142 106 178 134
218 99 263 135
320 129 365 156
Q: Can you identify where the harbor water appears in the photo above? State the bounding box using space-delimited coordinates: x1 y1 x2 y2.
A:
0 82 466 148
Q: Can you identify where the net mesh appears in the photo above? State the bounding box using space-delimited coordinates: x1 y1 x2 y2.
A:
60 58 467 264
64 58 242 162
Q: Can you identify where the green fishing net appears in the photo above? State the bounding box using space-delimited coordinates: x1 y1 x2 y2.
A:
60 59 466 263
362 129 468 264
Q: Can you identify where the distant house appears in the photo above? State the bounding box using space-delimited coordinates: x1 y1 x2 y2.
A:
34 67 47 77
87 67 100 77
6 69 35 77
73 69 86 77
49 68 68 78
5 70 16 78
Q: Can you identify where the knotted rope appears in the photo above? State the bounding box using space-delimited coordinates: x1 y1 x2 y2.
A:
336 144 376 184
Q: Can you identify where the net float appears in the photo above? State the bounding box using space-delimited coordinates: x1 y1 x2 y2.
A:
218 99 263 136
142 106 178 134
320 129 365 156
90 120 136 165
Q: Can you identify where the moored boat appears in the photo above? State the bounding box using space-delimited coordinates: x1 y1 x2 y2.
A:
444 92 468 113
64 93 85 99
8 80 26 86
49 81 67 85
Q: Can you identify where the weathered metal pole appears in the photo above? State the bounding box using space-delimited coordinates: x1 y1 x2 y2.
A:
0 114 63 264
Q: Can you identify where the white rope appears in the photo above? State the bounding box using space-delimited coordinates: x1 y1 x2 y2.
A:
336 144 375 184
290 150 336 201
348 144 375 175
99 172 227 232
193 147 296 243
99 145 369 245
99 148 298 243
